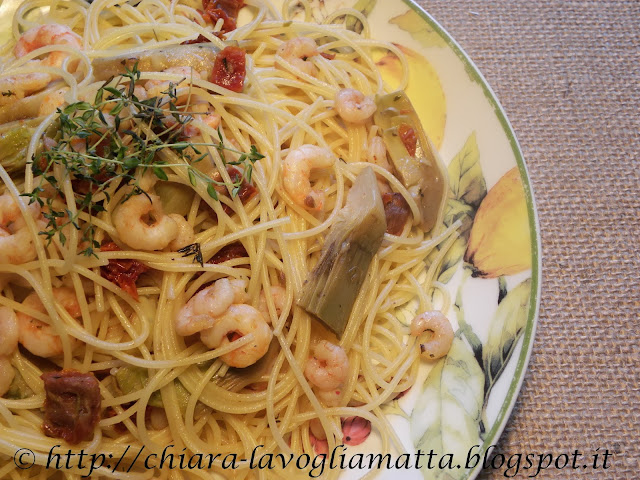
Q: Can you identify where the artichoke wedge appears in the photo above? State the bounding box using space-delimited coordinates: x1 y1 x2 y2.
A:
374 90 447 232
0 120 39 174
92 45 219 81
155 181 195 217
298 167 386 337
114 366 190 412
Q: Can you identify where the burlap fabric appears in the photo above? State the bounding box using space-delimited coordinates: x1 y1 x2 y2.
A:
413 1 639 478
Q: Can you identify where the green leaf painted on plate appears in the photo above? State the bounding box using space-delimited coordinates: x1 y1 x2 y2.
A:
346 0 377 33
448 132 486 209
453 269 483 367
443 197 474 232
437 198 475 283
411 337 484 479
390 10 447 49
436 134 486 283
436 236 467 284
483 278 531 398
497 276 508 304
380 399 409 419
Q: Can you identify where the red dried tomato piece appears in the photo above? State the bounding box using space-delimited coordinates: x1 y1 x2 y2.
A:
382 192 411 236
398 123 418 157
319 51 336 60
41 370 101 445
71 170 113 196
202 0 244 33
208 242 248 264
181 34 212 45
211 166 257 215
100 242 149 301
210 46 246 93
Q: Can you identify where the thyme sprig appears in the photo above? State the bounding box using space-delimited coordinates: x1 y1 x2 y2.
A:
23 63 263 257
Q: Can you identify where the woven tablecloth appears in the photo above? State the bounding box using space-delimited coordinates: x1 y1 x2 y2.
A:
412 1 639 479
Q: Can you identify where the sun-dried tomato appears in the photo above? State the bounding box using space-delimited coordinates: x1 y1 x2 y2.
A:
319 51 336 60
41 370 101 445
212 166 257 215
181 32 225 44
398 123 418 157
382 192 411 236
71 170 113 196
100 242 149 301
210 46 246 93
201 0 244 33
181 34 211 45
208 242 248 264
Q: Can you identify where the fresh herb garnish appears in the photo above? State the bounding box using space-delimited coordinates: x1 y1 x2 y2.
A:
23 63 262 257
177 242 204 266
1 90 15 97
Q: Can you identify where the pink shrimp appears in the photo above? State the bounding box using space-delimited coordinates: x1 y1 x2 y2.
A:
14 24 82 68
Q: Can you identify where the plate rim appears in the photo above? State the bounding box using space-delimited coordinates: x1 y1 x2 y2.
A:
403 1 542 477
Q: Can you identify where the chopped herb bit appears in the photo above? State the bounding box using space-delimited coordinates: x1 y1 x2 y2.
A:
178 243 204 266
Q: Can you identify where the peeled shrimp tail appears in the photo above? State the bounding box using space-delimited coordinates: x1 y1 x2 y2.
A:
112 193 178 251
304 340 349 391
410 311 454 360
200 304 272 368
16 288 81 358
283 145 335 210
334 88 376 125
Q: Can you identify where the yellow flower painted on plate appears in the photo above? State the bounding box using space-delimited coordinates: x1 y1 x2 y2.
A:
465 167 532 278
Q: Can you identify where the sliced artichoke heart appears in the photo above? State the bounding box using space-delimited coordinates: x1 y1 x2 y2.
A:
115 366 190 412
0 123 36 173
92 44 220 81
374 90 447 232
298 167 386 337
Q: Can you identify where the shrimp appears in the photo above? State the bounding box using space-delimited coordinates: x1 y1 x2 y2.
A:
258 286 287 324
112 193 179 251
145 66 201 99
0 306 19 356
276 37 319 76
283 145 335 210
366 135 393 194
200 304 273 368
367 136 391 172
304 340 349 391
16 288 81 358
315 387 344 407
0 357 14 397
168 214 195 251
183 102 221 137
0 72 51 107
410 311 454 360
309 417 327 440
0 193 43 265
147 406 169 430
334 88 377 125
38 87 68 116
133 85 148 101
14 24 83 69
175 277 248 336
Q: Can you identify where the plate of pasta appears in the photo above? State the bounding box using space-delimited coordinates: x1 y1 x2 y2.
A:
0 0 540 479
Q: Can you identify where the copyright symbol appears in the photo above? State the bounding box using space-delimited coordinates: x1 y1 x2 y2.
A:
14 448 35 469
